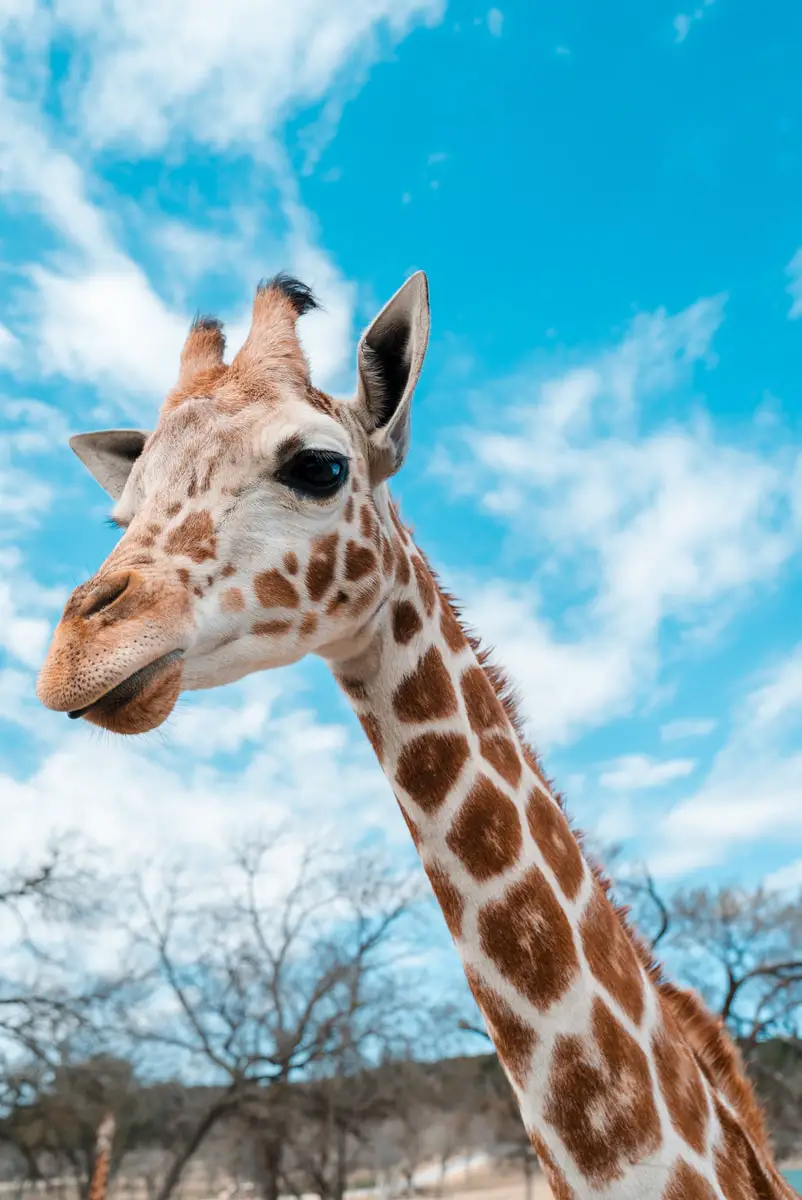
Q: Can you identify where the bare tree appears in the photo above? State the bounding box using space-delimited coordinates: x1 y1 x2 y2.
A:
0 843 130 1189
117 834 421 1200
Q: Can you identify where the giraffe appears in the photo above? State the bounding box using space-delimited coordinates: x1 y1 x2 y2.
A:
88 1113 115 1200
37 272 796 1199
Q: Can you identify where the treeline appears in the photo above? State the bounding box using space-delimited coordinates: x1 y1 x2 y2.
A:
0 833 800 1200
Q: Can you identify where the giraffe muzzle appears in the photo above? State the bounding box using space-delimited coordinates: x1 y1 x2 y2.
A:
67 649 185 721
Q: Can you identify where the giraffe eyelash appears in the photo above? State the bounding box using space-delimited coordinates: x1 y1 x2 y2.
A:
105 516 127 530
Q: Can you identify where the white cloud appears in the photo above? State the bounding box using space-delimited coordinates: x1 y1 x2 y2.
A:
651 756 802 879
599 754 696 791
168 675 285 757
0 324 20 367
0 666 47 735
0 669 407 884
673 0 715 44
744 644 802 730
650 645 802 877
766 859 802 893
0 398 74 527
435 296 801 747
673 14 691 42
41 0 444 154
461 580 641 747
30 264 189 408
487 8 503 37
786 247 802 320
660 717 717 742
0 548 64 668
0 457 52 526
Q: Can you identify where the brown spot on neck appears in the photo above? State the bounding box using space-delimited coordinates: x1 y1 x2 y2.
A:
395 731 470 813
392 599 423 644
479 867 579 1012
713 1097 782 1200
479 733 523 787
660 983 770 1152
662 1163 717 1200
526 787 584 902
426 861 465 939
439 591 468 652
652 998 709 1158
529 1135 576 1200
412 556 437 616
466 968 537 1089
580 881 645 1026
461 666 506 733
393 647 458 723
545 997 661 1185
446 775 523 881
338 675 368 701
358 711 384 760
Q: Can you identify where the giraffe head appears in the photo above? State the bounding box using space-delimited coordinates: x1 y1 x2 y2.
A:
37 272 430 734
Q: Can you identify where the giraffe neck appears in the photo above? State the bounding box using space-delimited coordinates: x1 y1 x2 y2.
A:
326 520 791 1200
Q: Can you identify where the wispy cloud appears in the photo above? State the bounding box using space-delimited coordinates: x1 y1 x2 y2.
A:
435 296 802 747
487 8 504 37
651 645 802 877
786 247 802 319
3 0 444 155
673 0 716 44
0 671 407 885
599 754 696 791
660 717 717 742
0 548 64 669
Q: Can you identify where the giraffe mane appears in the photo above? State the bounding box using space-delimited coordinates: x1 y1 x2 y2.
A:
419 544 774 1161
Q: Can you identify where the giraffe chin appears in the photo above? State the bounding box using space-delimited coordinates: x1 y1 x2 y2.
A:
80 660 184 736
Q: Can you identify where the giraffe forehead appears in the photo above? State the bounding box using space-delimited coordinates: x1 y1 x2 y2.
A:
117 400 355 518
152 395 352 465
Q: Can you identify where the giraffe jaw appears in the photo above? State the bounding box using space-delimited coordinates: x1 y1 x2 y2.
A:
67 649 185 735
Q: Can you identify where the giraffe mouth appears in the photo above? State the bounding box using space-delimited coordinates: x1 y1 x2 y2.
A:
67 650 185 722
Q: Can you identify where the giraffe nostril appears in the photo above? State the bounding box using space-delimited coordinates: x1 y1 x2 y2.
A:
79 573 132 618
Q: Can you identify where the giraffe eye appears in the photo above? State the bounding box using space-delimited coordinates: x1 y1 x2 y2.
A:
279 449 349 498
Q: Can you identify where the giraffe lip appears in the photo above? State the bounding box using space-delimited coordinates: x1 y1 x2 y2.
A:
67 650 185 720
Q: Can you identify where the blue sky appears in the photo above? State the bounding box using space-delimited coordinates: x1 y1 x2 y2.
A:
1 0 801 947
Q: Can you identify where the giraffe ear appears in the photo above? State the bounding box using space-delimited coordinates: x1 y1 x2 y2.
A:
355 271 430 483
69 430 150 501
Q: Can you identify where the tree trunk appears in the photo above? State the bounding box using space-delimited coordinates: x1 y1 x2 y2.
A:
261 1137 285 1200
522 1152 533 1200
153 1098 233 1200
334 1123 347 1200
